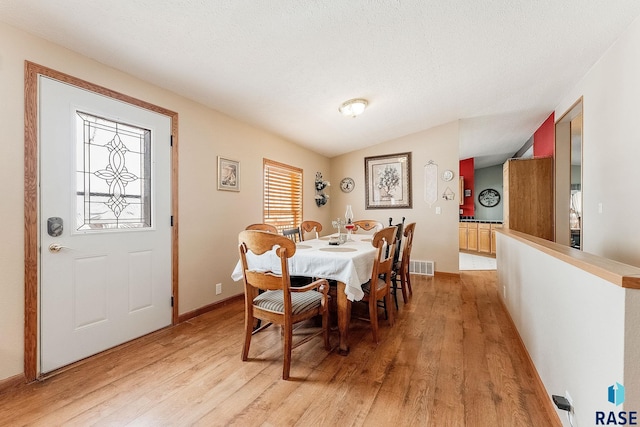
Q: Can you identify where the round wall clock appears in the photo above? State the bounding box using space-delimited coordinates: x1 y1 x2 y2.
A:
340 177 355 193
442 169 454 182
478 188 501 207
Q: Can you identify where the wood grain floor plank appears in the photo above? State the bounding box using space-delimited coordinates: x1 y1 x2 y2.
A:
0 272 560 426
460 272 501 427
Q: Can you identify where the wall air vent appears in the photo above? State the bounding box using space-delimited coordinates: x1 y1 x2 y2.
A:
409 260 434 276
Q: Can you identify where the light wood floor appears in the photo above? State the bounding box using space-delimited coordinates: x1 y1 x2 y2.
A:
0 271 559 426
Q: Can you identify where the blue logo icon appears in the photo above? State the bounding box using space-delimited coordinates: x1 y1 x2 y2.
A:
596 383 636 425
609 383 625 406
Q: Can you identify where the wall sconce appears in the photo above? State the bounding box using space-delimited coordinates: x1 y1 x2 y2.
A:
315 172 330 207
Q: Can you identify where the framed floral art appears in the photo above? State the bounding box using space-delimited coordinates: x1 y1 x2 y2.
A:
364 152 412 209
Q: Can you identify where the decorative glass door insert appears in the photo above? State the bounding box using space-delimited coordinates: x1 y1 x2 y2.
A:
76 111 151 231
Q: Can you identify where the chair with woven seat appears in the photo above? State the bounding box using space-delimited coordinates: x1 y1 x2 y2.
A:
358 226 398 343
391 222 415 307
300 220 322 240
245 223 277 233
282 227 302 242
238 230 330 380
352 220 383 234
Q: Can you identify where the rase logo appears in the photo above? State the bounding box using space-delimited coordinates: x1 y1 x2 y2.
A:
596 382 637 425
610 383 626 407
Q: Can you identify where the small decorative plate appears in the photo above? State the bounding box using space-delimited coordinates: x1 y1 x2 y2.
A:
340 177 355 193
442 169 454 182
478 188 501 207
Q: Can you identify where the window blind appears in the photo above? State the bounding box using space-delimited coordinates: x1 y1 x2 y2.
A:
263 159 303 233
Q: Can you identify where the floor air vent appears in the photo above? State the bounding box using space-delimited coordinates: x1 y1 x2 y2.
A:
409 260 434 276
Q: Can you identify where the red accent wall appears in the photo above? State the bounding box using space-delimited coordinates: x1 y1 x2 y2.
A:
459 158 474 217
533 112 555 158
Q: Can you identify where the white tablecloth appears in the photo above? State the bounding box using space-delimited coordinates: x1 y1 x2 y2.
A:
231 234 376 301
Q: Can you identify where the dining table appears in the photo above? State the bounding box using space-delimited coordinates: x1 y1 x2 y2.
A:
231 233 377 355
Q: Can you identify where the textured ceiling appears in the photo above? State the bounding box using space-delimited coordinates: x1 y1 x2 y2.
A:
2 1 639 168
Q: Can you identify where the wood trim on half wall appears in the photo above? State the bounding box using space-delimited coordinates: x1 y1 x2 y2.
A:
24 61 180 382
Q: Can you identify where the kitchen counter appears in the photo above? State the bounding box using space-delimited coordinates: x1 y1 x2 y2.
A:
459 218 503 224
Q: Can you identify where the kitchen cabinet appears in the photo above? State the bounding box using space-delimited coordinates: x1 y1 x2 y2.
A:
460 221 502 255
503 157 554 240
467 222 478 251
478 223 491 253
491 223 502 254
459 222 468 250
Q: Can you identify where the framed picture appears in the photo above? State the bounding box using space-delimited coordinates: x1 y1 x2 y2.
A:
217 156 239 191
365 152 412 209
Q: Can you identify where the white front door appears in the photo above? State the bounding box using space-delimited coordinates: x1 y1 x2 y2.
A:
39 76 172 373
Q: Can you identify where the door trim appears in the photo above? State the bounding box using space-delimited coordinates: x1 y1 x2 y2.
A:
24 61 180 381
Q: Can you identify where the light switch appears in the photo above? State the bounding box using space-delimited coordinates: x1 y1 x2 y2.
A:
435 206 441 215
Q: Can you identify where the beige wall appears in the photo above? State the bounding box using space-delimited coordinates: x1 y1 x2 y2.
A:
0 16 464 382
0 21 460 382
0 22 333 380
555 15 640 267
330 121 461 274
502 16 640 425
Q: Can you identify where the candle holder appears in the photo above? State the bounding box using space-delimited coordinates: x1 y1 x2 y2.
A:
344 205 354 241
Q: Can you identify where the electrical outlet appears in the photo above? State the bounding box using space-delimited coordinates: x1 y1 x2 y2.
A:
215 283 222 295
565 390 573 409
435 206 441 215
565 391 576 426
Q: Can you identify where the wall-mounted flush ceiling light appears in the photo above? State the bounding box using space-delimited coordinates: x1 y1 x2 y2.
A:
339 98 368 118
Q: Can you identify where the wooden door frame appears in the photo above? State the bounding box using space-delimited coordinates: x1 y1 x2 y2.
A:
24 61 179 381
554 97 583 247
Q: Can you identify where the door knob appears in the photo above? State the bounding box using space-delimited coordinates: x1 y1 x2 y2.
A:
48 243 69 253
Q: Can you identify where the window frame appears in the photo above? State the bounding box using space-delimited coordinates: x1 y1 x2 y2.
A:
263 159 303 233
75 111 152 232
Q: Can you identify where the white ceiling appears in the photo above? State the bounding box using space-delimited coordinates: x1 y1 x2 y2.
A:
2 1 639 168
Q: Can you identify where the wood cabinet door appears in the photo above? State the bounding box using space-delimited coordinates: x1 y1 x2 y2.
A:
467 223 478 251
503 158 553 240
478 224 491 253
459 224 468 250
491 224 502 254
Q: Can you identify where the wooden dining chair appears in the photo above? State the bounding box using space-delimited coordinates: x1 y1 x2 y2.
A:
238 230 330 380
352 220 383 234
359 226 397 343
391 222 415 307
245 224 278 330
245 223 277 233
300 220 322 240
282 227 302 242
387 217 405 310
